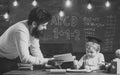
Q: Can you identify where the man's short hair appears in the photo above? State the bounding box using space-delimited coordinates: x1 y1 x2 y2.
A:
27 7 52 25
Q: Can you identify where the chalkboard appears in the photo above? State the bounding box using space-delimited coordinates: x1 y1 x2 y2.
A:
39 0 120 52
8 0 120 53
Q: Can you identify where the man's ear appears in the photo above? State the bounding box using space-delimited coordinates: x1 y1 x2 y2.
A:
32 21 37 28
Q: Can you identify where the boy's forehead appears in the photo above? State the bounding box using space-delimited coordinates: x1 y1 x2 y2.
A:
86 41 98 45
86 36 103 44
86 42 100 47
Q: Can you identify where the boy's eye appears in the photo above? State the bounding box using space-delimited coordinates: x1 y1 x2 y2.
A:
90 52 94 53
87 51 93 53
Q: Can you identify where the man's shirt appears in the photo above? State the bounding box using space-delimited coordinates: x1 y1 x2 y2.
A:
0 20 45 64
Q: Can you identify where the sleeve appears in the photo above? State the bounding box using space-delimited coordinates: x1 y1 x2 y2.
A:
29 38 44 60
14 30 45 65
77 55 85 69
98 53 105 65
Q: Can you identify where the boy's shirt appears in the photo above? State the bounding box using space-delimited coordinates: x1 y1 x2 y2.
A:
78 53 105 70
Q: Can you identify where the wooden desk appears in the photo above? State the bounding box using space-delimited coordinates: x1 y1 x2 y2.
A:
3 70 117 75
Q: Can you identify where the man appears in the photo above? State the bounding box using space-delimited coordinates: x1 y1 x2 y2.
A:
0 7 53 73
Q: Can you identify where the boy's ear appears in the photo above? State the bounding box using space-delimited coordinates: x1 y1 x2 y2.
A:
97 48 100 53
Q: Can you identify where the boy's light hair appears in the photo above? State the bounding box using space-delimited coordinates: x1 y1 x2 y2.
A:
86 42 100 52
115 49 120 58
86 36 102 52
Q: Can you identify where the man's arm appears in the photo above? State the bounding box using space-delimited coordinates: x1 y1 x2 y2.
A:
29 38 51 64
29 38 44 59
14 30 44 65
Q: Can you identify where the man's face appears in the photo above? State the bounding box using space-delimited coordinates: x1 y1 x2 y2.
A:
37 22 48 31
31 22 48 39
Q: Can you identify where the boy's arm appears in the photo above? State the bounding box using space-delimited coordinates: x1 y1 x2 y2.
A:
73 55 85 69
98 53 105 65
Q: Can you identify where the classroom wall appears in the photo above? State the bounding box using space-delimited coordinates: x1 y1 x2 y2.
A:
0 0 120 62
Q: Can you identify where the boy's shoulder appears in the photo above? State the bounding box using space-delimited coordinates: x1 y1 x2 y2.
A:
98 52 104 55
112 58 120 62
97 53 104 57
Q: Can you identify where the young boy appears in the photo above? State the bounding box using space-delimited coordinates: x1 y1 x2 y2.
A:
113 49 120 61
73 36 105 71
105 49 120 73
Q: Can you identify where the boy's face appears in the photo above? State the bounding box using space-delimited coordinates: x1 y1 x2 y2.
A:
86 42 100 57
115 49 120 58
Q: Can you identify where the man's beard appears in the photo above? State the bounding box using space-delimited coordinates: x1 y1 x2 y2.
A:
31 27 45 39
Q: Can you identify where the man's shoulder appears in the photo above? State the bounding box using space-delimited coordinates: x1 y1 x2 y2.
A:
13 20 28 31
15 20 27 27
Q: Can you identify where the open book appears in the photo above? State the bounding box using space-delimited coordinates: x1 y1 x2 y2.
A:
53 53 74 63
66 69 92 73
17 63 33 70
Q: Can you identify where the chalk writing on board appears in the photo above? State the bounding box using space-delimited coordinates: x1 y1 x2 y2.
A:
104 15 116 51
83 16 105 38
50 15 81 41
53 27 81 41
45 13 118 52
51 16 78 27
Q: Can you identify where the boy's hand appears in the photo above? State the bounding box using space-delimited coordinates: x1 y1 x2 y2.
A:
72 56 76 60
73 60 78 65
73 59 80 69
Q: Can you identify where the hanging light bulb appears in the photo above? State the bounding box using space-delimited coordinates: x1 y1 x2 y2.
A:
59 10 64 17
3 12 9 21
65 0 72 7
13 0 18 6
32 0 37 7
105 0 110 7
87 3 92 10
87 0 92 10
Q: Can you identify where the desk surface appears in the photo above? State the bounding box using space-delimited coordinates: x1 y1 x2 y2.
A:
3 70 117 75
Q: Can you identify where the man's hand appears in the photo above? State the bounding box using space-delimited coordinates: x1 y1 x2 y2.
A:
40 58 54 65
48 58 55 61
